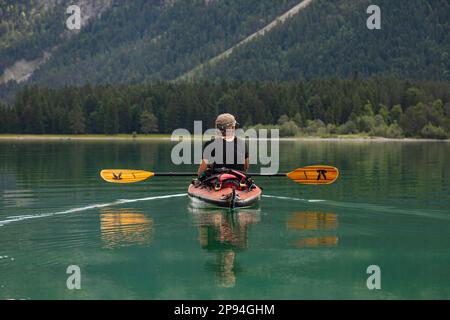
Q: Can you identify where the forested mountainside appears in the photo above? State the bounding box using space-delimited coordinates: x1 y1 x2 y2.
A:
0 0 65 72
198 0 450 81
0 0 113 76
1 0 450 103
0 0 300 92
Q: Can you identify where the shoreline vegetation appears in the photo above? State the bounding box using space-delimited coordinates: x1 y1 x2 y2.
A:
0 134 448 142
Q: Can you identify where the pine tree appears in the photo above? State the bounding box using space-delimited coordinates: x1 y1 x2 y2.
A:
104 103 119 134
140 110 158 133
0 103 5 133
69 106 86 134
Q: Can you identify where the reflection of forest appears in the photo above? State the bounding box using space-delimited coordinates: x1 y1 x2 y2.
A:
1 141 449 208
0 172 17 190
190 208 260 288
287 211 338 248
277 141 450 206
1 171 35 208
100 209 153 249
0 141 177 185
3 189 35 208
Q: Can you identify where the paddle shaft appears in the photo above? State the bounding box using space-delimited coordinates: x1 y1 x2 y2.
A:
154 172 287 177
100 166 339 184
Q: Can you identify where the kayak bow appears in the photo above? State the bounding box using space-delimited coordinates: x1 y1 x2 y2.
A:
188 184 262 209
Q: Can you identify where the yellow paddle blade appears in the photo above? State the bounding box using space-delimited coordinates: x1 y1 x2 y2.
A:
287 166 339 185
100 169 154 184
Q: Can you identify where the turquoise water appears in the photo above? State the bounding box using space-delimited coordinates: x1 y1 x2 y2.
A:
0 140 449 299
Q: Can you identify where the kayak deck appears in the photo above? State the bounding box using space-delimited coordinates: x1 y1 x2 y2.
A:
188 184 262 209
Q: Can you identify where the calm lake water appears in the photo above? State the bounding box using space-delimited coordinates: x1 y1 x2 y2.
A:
0 140 449 299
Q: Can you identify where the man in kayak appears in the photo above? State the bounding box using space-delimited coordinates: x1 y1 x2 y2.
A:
191 113 260 209
197 113 249 176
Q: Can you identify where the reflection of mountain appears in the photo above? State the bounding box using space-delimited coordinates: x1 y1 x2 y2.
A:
287 211 338 248
189 208 260 288
100 209 153 249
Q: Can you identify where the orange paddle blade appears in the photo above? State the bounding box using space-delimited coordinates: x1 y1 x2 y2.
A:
100 170 154 184
287 166 339 185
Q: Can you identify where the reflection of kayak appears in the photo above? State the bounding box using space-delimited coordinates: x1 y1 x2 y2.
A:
188 184 262 209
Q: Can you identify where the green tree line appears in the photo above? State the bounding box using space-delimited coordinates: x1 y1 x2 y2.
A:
1 79 449 139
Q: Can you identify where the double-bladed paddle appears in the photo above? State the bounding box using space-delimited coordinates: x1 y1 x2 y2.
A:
100 165 339 185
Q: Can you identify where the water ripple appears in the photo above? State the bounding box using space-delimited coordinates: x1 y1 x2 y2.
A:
264 194 450 221
0 193 187 227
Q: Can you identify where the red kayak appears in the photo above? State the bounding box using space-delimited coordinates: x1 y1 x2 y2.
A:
188 170 262 209
188 184 262 209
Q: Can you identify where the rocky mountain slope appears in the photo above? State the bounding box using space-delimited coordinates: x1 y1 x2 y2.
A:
1 0 449 102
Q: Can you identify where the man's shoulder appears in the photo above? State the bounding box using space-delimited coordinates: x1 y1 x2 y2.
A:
235 137 248 145
203 138 217 148
203 137 246 146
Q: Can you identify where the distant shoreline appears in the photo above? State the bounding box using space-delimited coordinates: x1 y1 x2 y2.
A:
0 134 448 142
0 134 173 141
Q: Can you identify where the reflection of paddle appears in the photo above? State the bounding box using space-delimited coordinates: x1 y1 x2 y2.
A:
100 209 153 249
100 165 339 185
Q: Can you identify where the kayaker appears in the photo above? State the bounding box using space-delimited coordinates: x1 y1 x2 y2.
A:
197 113 249 177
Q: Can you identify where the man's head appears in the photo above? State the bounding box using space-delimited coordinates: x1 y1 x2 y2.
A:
215 113 237 137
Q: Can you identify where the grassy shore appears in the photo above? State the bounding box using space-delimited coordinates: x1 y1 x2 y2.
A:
0 134 173 140
0 133 448 142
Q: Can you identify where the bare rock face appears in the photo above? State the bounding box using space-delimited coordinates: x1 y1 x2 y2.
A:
163 0 176 7
0 52 51 84
36 0 65 11
61 0 114 36
34 0 113 18
0 0 114 85
204 0 218 6
76 0 114 27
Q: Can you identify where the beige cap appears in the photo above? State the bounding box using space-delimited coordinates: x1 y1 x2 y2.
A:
215 113 237 130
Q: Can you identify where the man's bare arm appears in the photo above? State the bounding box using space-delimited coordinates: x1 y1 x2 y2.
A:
244 158 249 172
197 159 208 177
